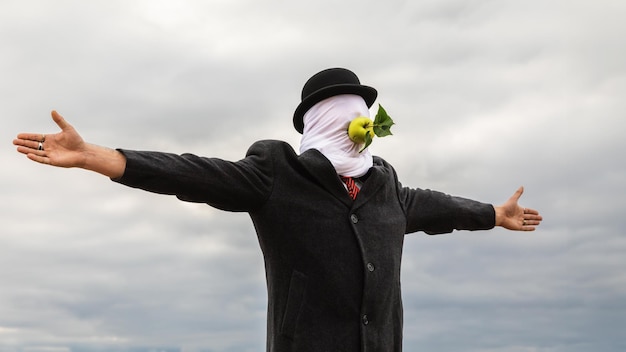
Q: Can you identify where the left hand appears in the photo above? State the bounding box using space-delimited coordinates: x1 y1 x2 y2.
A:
494 186 543 231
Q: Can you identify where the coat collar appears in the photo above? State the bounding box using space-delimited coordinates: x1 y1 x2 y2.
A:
298 149 388 208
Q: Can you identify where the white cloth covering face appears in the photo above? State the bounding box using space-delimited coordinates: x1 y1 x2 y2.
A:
299 94 373 178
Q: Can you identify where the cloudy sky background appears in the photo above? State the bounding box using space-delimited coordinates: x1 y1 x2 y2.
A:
2 0 625 351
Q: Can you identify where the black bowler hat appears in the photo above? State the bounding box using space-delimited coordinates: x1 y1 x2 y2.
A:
293 68 378 133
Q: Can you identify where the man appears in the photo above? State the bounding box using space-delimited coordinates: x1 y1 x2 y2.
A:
14 68 542 351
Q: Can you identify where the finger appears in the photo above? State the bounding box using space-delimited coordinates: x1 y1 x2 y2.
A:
523 207 540 215
13 137 28 146
15 145 34 155
522 211 542 222
520 220 536 230
51 110 71 130
16 142 44 152
523 220 541 226
14 139 43 150
15 133 46 142
27 152 50 165
16 145 46 159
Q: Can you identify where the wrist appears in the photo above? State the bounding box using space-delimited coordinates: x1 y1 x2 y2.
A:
494 205 504 227
83 143 126 179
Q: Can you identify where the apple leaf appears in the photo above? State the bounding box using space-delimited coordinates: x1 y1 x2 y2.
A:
373 104 394 138
360 130 374 153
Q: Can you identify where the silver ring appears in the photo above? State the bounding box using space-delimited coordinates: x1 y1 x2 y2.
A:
522 220 526 226
38 142 44 151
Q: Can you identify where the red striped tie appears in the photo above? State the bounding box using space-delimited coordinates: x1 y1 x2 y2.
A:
341 176 360 200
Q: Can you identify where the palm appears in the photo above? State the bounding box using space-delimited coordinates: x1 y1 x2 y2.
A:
46 125 86 167
500 193 524 229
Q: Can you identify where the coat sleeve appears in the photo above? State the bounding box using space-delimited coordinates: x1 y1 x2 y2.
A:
111 141 274 212
398 185 496 235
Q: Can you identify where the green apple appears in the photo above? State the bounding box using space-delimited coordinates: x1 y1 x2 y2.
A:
346 105 395 153
348 116 374 144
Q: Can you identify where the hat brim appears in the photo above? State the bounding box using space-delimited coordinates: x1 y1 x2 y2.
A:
293 84 378 134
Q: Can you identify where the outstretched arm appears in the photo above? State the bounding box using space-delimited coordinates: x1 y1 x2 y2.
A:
13 110 126 179
494 186 542 231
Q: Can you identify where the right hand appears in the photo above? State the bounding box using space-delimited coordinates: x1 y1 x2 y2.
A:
14 110 87 168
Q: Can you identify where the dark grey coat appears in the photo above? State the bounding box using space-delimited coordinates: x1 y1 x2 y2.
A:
114 139 495 352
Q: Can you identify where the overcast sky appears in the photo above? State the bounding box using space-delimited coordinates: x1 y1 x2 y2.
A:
2 0 625 351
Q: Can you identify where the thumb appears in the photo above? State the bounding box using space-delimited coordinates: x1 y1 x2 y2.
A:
51 110 71 131
510 186 524 203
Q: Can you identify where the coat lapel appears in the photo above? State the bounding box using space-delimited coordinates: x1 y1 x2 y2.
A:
298 150 389 208
353 163 388 208
298 149 354 206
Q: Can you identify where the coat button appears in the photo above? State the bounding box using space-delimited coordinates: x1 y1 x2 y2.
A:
362 314 369 326
367 263 375 272
350 214 358 224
